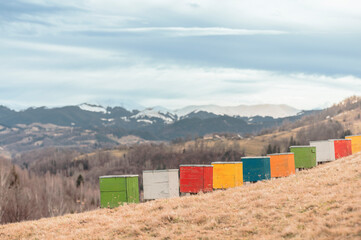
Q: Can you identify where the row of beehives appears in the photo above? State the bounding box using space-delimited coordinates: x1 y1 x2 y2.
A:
99 134 361 208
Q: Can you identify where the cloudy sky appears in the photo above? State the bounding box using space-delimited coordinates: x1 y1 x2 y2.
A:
1 0 361 110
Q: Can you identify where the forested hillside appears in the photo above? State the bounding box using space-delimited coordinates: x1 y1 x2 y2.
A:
0 143 244 224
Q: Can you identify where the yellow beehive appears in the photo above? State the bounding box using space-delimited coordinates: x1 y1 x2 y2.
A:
211 162 243 189
345 135 361 154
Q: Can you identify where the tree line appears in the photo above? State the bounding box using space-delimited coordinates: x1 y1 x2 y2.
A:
1 141 245 224
0 156 98 224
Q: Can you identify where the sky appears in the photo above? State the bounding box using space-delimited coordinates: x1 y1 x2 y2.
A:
1 0 361 111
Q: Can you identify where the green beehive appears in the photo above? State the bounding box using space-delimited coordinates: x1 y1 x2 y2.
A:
99 175 139 208
289 146 316 169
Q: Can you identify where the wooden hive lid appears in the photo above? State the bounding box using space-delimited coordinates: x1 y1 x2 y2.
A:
99 175 138 178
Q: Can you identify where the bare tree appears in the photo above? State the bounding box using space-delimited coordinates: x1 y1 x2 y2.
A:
0 158 10 223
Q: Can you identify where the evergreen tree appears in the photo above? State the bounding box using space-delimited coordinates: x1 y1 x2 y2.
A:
341 129 352 138
266 144 273 154
76 174 84 188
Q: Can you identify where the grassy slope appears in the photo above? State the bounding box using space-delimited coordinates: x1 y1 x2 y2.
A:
1 153 361 240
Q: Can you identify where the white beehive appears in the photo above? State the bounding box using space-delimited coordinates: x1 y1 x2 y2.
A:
143 169 179 200
309 140 335 163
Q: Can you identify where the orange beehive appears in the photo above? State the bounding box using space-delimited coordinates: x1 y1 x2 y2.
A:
267 153 295 178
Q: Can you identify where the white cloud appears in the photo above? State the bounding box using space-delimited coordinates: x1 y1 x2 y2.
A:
5 0 361 36
1 58 360 109
1 0 360 110
0 39 116 58
94 27 287 37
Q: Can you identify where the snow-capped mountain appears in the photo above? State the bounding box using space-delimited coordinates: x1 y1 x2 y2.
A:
78 103 107 114
0 102 319 153
121 104 300 124
130 107 176 124
0 102 303 128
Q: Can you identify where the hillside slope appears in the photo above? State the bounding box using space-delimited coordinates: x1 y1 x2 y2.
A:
1 154 361 239
182 100 361 156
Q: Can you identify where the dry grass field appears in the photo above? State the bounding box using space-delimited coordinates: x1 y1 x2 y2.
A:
1 153 361 239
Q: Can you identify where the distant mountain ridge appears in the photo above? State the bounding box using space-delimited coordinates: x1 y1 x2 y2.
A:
174 104 300 118
0 103 306 128
73 103 300 121
0 103 316 154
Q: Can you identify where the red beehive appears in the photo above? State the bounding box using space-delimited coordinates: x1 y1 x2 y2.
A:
333 139 352 159
179 165 213 193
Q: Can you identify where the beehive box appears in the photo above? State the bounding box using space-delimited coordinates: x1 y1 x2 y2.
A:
310 140 335 163
143 169 179 200
211 162 243 189
267 153 295 178
99 175 139 208
345 135 361 154
331 139 352 159
179 165 213 193
289 146 316 169
241 157 271 182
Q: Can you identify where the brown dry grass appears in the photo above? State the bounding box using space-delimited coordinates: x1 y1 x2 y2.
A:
177 129 297 156
1 153 361 239
333 108 361 134
74 149 128 161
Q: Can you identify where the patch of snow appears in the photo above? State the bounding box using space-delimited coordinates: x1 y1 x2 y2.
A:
101 118 114 122
120 116 130 122
131 107 175 124
352 98 360 104
143 106 171 113
78 103 107 113
137 119 153 124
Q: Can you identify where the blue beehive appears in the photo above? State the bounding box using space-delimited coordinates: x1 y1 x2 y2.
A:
241 156 271 182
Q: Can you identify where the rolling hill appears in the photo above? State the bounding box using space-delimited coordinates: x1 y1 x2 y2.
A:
1 153 360 239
